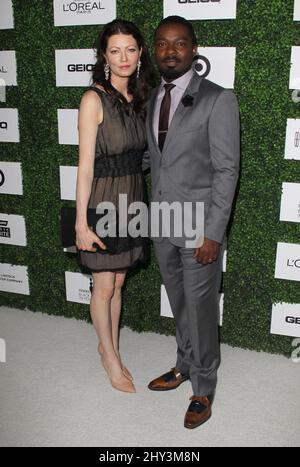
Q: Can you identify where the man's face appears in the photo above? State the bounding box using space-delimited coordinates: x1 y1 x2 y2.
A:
154 23 197 81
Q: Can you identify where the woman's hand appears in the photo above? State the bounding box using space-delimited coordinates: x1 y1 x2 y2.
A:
75 225 107 252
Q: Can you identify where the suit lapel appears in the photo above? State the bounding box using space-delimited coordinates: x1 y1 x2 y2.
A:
147 86 160 155
162 73 203 155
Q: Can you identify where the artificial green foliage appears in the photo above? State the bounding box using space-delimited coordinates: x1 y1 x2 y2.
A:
0 1 299 356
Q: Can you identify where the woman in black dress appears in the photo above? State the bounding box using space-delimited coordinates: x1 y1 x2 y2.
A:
75 20 153 393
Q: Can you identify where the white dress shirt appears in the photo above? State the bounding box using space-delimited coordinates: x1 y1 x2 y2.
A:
153 68 194 144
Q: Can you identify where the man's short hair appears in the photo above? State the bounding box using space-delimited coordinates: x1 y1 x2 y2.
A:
155 15 198 45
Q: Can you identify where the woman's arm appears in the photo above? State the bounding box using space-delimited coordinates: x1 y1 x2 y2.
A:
75 90 106 251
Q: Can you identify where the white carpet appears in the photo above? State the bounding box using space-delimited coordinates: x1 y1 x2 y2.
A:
0 306 299 447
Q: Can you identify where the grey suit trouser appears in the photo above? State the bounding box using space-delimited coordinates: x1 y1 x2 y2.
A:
153 238 222 396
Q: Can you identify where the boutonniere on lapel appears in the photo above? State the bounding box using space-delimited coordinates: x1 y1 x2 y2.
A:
181 94 194 107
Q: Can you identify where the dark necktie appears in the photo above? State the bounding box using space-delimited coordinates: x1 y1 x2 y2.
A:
158 83 175 152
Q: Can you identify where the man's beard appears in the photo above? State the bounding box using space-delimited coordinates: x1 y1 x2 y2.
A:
161 68 183 81
159 64 191 81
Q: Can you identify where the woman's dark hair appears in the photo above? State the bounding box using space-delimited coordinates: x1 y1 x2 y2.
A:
155 15 198 45
92 19 155 118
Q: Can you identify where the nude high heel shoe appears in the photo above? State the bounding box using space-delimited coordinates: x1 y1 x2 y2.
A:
98 343 134 381
100 356 136 393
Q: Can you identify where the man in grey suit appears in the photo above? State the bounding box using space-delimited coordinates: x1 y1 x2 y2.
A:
143 16 240 429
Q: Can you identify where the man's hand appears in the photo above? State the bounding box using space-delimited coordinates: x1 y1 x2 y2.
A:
193 237 221 265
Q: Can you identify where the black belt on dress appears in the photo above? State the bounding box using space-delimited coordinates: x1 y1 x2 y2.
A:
93 150 144 178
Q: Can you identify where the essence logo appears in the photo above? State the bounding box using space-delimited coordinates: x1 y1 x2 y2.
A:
0 170 5 187
286 316 300 324
178 0 221 3
0 220 10 238
0 338 6 363
62 1 105 14
0 122 8 130
287 259 300 268
67 64 94 72
295 131 300 148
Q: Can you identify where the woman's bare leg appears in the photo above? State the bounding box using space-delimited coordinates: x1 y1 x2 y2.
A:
97 271 133 380
110 271 133 379
110 271 126 358
90 271 135 392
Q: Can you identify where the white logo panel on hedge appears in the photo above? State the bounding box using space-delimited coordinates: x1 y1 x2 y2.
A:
222 249 227 272
197 47 236 89
271 303 300 338
285 119 300 160
0 108 19 142
164 0 237 20
0 162 23 195
0 263 29 295
161 285 224 326
0 0 14 29
55 49 95 87
60 166 77 200
0 51 17 86
0 214 26 246
54 0 116 27
280 183 300 223
275 242 300 282
294 0 300 20
289 47 300 89
219 293 224 326
160 284 173 318
65 271 92 304
58 109 78 145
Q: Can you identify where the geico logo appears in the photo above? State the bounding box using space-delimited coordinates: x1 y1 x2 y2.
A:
68 64 94 72
0 122 8 129
63 1 104 13
285 316 300 324
178 0 221 3
287 259 300 268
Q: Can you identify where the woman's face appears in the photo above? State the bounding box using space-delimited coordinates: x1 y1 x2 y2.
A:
105 33 141 79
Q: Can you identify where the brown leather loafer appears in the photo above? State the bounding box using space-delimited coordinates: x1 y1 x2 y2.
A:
184 395 212 429
148 367 189 391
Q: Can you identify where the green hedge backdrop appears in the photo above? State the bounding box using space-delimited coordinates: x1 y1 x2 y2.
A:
0 0 299 356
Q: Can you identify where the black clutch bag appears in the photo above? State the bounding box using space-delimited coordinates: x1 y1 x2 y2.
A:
60 206 118 254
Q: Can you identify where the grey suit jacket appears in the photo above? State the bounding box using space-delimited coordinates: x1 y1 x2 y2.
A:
143 72 240 247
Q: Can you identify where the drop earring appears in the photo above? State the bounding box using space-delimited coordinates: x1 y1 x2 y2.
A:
104 63 110 81
136 60 141 79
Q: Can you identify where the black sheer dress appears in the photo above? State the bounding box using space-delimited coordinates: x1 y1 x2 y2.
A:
77 86 150 272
